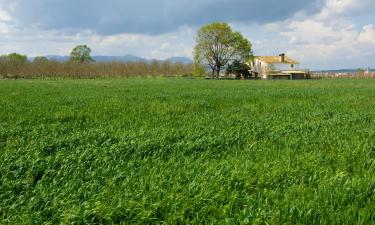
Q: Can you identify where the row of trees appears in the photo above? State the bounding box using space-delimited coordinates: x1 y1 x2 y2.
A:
0 60 194 79
0 45 198 78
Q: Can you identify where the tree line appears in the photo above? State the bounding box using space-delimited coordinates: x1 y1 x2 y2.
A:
1 22 254 79
0 45 197 79
0 58 195 79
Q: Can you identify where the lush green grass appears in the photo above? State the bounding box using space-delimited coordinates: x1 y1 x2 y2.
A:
0 78 374 224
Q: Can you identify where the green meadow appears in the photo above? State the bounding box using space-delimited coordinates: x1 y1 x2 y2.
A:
0 78 374 224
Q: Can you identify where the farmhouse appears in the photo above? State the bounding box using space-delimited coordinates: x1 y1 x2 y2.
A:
250 54 310 80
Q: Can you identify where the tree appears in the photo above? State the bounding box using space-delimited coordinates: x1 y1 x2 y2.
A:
194 22 252 79
192 63 206 77
0 53 28 63
356 68 365 77
33 56 49 63
69 45 94 63
226 60 252 79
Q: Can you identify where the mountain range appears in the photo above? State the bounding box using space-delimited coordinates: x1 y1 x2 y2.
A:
33 55 193 64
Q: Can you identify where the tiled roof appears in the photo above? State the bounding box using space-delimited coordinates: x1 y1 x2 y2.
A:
255 56 299 64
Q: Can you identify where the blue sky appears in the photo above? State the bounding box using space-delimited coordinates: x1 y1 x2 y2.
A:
1 0 375 69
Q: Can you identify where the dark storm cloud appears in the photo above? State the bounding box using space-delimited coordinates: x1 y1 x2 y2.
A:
4 0 320 34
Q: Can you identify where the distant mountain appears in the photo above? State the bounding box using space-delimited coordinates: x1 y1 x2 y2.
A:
30 55 193 64
45 55 70 62
93 55 145 62
165 57 193 64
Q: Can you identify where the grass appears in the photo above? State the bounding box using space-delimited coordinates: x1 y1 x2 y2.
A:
0 78 374 224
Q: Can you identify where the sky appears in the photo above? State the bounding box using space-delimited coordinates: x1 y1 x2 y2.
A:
0 0 375 69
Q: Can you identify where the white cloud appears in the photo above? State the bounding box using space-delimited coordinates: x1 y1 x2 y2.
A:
0 9 11 22
251 0 375 69
91 26 195 59
0 23 9 34
282 20 375 68
318 0 375 19
0 8 12 34
0 24 196 59
358 24 375 45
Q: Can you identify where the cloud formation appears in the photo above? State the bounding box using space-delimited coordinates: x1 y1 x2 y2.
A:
271 0 375 68
3 0 318 34
318 0 375 19
1 0 375 69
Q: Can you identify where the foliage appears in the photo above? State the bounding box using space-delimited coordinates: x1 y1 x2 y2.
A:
226 60 252 79
194 22 252 79
69 45 95 63
0 53 28 63
357 68 365 73
33 56 49 63
0 53 29 77
0 60 193 79
192 63 206 77
0 79 374 224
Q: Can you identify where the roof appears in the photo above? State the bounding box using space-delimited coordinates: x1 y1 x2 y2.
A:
255 56 299 64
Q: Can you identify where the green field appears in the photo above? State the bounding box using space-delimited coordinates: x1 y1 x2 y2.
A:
0 78 374 224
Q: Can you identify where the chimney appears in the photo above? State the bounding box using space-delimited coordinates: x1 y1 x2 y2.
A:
279 53 285 63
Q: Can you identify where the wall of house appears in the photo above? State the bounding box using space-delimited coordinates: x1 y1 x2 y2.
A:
272 63 299 71
252 59 268 79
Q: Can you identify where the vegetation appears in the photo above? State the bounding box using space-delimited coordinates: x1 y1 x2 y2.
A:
0 60 194 79
33 56 49 63
192 63 207 77
194 22 252 79
69 45 95 63
0 53 28 63
311 71 375 79
226 60 252 79
0 78 374 224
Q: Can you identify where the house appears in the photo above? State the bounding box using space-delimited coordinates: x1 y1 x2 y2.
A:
250 54 310 80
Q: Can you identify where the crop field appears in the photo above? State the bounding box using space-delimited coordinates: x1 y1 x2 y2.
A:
0 78 374 224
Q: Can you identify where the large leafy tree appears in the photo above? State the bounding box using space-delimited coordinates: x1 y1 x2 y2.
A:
69 45 94 63
194 22 252 79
